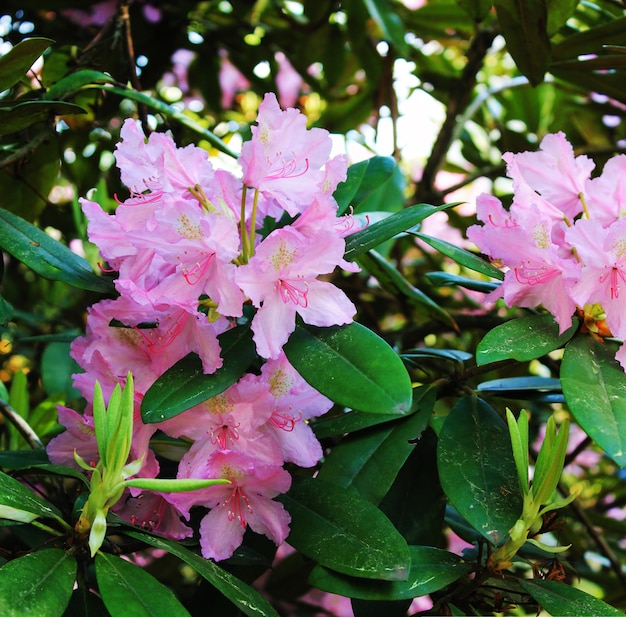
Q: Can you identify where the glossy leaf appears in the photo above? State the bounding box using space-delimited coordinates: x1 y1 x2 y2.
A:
358 250 456 328
519 579 623 616
283 321 412 415
334 156 397 215
494 0 551 86
0 208 113 293
141 324 256 423
561 335 626 467
123 530 280 617
279 478 411 581
476 376 561 395
0 100 86 136
361 0 407 54
317 390 433 504
437 397 523 546
0 549 76 617
44 69 113 101
0 469 63 521
0 37 53 92
551 16 626 62
312 410 404 439
426 271 499 293
309 546 470 600
413 231 504 280
344 203 451 260
96 553 190 617
476 314 579 365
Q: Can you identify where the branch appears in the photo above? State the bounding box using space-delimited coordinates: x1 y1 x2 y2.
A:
414 28 496 205
0 398 44 450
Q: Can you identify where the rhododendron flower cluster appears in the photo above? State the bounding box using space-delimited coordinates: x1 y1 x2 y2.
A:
467 132 626 369
47 93 359 560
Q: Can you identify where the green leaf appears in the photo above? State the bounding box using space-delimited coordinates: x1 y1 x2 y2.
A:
317 390 433 504
41 341 81 399
344 203 451 260
122 530 280 617
456 0 492 21
561 335 626 467
96 553 190 617
309 546 471 600
312 410 404 439
0 549 76 617
0 136 61 221
476 314 579 365
519 579 623 616
0 208 113 293
358 250 457 329
426 271 499 293
0 469 63 521
551 16 626 62
546 0 578 35
0 294 13 324
44 69 113 101
283 321 412 415
494 0 551 86
413 231 504 280
0 100 86 137
334 157 397 215
141 324 256 423
280 478 411 581
361 0 408 54
0 37 53 92
476 376 562 399
437 396 523 545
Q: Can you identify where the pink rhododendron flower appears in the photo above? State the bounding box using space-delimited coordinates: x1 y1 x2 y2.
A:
275 51 303 108
236 225 356 358
240 92 347 216
170 450 291 561
48 92 358 558
469 131 626 370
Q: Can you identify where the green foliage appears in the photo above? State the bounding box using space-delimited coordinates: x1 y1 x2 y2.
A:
1 1 626 615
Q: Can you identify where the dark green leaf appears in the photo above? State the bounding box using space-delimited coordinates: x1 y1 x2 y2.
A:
494 0 551 85
0 100 86 136
0 449 49 469
308 546 471 600
122 530 280 617
358 250 457 328
361 0 408 54
379 429 446 546
413 231 504 280
561 335 626 467
0 549 76 617
477 377 562 403
456 0 492 21
279 478 411 581
312 410 404 439
334 157 397 215
0 294 13 324
141 324 256 423
476 314 579 365
0 136 61 221
546 0 578 35
344 203 451 260
44 69 113 101
551 16 626 62
437 397 523 545
0 208 113 293
96 553 190 617
0 37 53 92
317 390 433 504
283 321 412 415
426 271 499 293
519 579 623 616
0 469 63 520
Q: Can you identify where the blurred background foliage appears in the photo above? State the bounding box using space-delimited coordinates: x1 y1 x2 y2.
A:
1 1 626 615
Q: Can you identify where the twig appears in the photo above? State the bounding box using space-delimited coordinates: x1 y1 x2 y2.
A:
415 28 496 205
0 398 44 450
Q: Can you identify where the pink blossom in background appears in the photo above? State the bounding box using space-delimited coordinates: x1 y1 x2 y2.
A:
275 51 303 108
219 51 251 109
